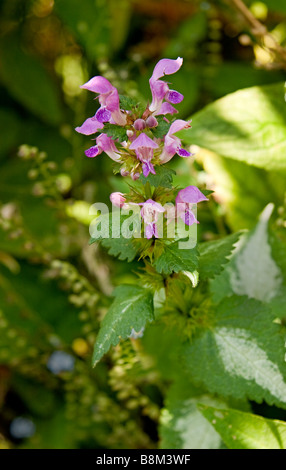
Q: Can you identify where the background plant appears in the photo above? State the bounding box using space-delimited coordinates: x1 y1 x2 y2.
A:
0 0 286 450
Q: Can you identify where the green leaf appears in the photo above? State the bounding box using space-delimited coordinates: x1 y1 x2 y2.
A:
119 94 140 111
210 204 283 303
100 237 138 262
206 62 284 100
182 295 286 409
199 405 286 449
151 116 171 139
263 0 286 14
154 241 198 275
178 82 286 172
0 108 21 158
55 0 111 59
103 123 127 142
159 376 225 449
229 204 282 302
0 36 63 125
92 285 154 366
139 166 176 189
198 151 286 231
89 211 141 262
198 231 243 280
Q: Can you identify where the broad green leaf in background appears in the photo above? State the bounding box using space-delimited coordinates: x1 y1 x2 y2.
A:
163 10 208 61
0 36 63 125
0 109 21 158
197 150 286 231
178 82 286 172
182 295 286 409
55 0 110 59
92 285 154 366
55 0 131 59
199 404 286 449
207 62 285 100
262 0 286 14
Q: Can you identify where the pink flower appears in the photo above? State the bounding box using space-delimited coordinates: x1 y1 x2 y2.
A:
75 117 104 135
129 133 158 177
80 76 126 126
85 133 121 161
138 199 165 239
160 119 193 164
149 58 184 115
176 186 208 226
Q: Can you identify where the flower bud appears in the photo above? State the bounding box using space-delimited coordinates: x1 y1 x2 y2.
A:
133 119 146 131
130 170 140 180
145 116 158 128
110 192 126 208
120 168 129 177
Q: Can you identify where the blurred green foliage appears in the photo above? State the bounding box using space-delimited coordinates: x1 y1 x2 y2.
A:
0 0 286 449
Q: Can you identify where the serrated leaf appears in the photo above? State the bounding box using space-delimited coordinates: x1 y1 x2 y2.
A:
139 166 176 189
89 212 140 261
199 405 286 449
119 94 139 111
100 237 138 262
178 82 286 172
198 231 243 280
103 123 127 142
92 285 154 366
154 242 198 275
182 295 286 409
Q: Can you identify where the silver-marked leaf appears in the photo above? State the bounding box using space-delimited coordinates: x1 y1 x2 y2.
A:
230 204 282 301
182 295 286 408
210 204 283 303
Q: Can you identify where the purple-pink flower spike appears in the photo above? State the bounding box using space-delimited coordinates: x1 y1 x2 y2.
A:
76 56 193 177
76 57 209 237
